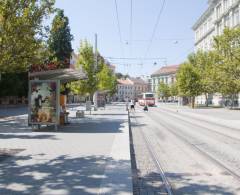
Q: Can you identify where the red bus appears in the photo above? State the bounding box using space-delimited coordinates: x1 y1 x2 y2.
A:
138 93 155 106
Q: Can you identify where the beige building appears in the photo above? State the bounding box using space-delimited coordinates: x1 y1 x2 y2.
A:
193 0 240 106
151 65 179 98
116 77 148 101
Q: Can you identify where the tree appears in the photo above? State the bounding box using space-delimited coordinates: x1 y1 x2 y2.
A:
188 51 219 106
115 72 129 79
0 0 55 72
176 62 202 108
98 64 117 94
75 40 97 98
48 9 73 61
213 27 240 107
169 82 178 97
158 82 170 101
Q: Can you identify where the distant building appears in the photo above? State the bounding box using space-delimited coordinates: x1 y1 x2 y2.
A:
151 65 179 98
116 77 148 101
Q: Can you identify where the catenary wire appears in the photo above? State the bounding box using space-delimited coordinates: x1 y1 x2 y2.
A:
143 0 166 59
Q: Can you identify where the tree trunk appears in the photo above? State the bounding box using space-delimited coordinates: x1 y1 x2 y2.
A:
191 96 195 109
205 93 209 107
231 94 235 109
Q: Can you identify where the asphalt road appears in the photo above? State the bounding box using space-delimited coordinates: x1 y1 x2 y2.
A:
131 105 240 195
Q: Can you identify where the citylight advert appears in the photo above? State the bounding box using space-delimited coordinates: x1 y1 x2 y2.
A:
29 81 59 124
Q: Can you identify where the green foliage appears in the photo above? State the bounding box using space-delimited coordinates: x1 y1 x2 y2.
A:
75 40 97 96
213 27 240 95
169 82 178 97
0 0 55 72
115 72 129 79
0 73 28 97
98 64 117 95
176 62 202 98
158 82 170 99
69 40 117 97
187 51 220 106
48 9 73 61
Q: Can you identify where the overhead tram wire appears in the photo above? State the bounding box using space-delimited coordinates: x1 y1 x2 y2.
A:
129 0 133 56
114 0 125 66
143 0 166 60
104 57 167 60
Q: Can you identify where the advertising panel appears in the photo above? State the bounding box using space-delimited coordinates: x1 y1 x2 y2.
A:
29 80 60 125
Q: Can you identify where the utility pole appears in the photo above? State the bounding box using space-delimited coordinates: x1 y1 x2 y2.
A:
95 33 98 69
93 33 98 111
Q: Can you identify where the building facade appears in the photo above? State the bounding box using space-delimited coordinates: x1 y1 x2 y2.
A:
116 78 148 101
193 0 240 51
151 65 179 98
193 0 240 106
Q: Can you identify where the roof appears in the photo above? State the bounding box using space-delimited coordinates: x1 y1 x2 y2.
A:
192 0 217 30
129 77 147 85
117 79 133 85
117 77 148 85
151 65 180 77
29 68 87 84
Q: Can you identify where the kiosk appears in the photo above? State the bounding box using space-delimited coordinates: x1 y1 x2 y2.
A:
29 68 86 130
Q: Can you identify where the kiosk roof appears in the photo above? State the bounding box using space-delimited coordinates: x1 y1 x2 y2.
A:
29 68 87 83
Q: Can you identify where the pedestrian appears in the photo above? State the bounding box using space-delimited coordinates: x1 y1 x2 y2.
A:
143 104 148 112
130 99 135 111
126 98 129 111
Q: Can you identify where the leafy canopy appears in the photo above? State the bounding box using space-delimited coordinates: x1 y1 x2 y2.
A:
158 81 170 98
213 27 240 95
0 0 55 72
48 9 73 61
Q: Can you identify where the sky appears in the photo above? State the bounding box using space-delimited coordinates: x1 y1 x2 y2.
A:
52 0 209 77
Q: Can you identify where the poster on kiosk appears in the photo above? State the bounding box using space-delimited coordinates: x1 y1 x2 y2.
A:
29 80 60 127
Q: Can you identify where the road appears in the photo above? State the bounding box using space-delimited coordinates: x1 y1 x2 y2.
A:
130 104 240 195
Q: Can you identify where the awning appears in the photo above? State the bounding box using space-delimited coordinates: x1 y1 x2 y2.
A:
29 68 87 83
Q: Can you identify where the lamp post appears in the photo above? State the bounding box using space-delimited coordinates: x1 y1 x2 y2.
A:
93 34 98 111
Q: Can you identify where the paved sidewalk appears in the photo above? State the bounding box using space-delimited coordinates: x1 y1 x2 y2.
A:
156 103 240 130
0 104 132 195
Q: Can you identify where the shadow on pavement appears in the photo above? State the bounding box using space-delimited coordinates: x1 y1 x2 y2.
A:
0 154 132 195
58 118 126 133
0 134 57 140
132 170 235 195
0 107 27 118
0 118 32 133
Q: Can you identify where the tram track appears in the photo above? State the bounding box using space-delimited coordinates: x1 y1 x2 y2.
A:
145 111 240 182
153 107 240 144
130 112 173 195
157 106 240 132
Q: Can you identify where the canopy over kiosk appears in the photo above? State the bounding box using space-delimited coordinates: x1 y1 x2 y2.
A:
29 68 87 84
28 68 86 130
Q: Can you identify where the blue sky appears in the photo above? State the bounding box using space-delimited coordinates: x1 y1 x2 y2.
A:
53 0 208 77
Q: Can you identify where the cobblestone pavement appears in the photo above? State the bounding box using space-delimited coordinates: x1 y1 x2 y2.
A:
129 111 168 195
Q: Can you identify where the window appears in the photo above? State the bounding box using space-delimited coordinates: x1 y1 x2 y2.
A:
224 15 230 27
216 4 222 19
233 8 239 26
165 77 168 84
204 22 207 34
223 0 229 12
208 17 212 30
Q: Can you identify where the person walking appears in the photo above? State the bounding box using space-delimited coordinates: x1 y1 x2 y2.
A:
143 102 148 112
130 99 135 111
126 97 129 111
